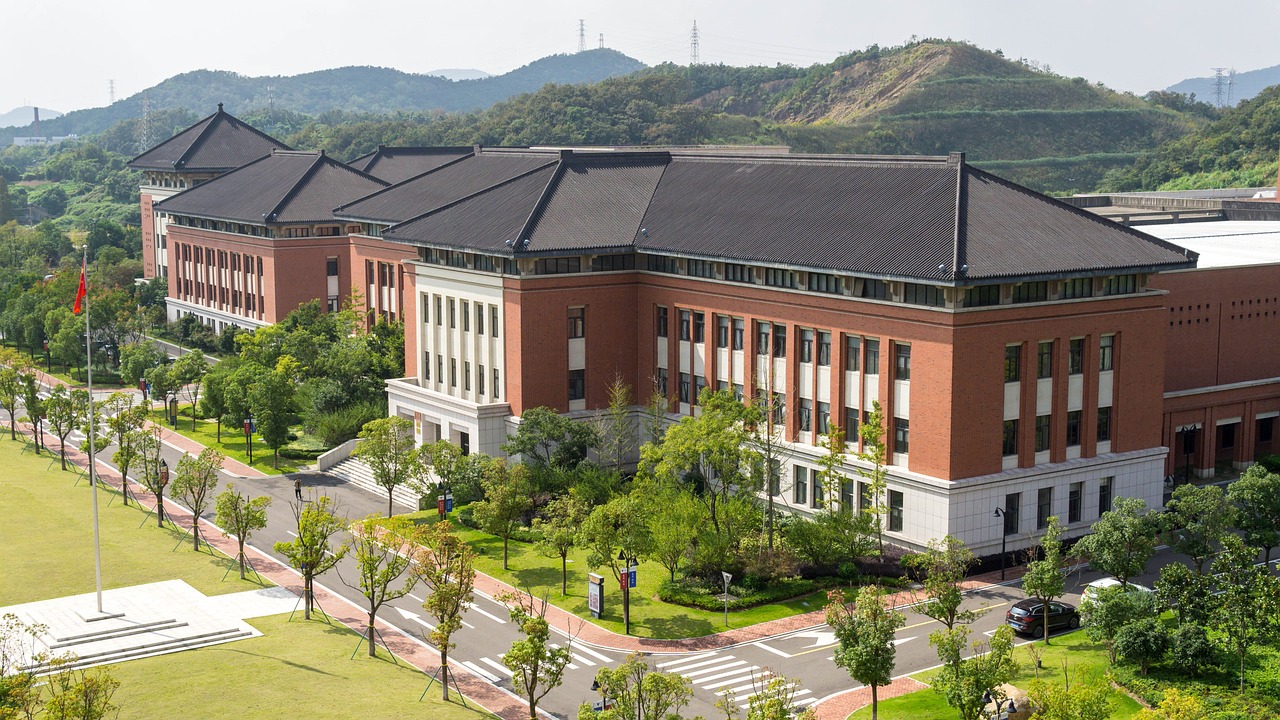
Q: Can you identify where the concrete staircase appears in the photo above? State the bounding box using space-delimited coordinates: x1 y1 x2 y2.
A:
23 620 253 673
325 456 422 511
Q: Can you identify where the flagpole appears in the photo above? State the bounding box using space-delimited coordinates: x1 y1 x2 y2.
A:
83 244 103 614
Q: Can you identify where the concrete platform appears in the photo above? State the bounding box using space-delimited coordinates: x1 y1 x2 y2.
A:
2 579 298 672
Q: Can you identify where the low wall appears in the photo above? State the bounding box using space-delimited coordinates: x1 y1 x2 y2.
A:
316 438 359 471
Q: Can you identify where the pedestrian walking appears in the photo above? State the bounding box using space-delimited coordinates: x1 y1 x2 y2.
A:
294 477 302 502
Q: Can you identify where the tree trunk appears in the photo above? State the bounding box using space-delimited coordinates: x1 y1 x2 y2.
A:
1043 605 1051 645
368 612 377 658
274 448 279 470
561 555 567 596
388 490 394 518
192 524 201 552
59 442 66 471
157 489 166 527
503 536 510 571
871 683 879 720
8 417 14 440
1241 650 1246 692
441 654 450 701
120 461 130 506
304 575 312 620
238 543 247 580
216 419 221 442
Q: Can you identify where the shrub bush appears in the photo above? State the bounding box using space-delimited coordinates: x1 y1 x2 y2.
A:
657 576 832 612
1168 623 1214 677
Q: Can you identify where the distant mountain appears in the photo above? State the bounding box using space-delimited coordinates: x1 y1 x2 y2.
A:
0 106 63 129
1167 65 1280 106
0 48 644 144
427 68 493 81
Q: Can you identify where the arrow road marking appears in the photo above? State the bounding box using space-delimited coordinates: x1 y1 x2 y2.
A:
394 606 435 631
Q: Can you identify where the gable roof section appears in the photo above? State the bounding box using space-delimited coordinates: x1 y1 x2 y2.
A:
156 150 388 225
523 153 668 252
128 103 290 172
350 146 474 184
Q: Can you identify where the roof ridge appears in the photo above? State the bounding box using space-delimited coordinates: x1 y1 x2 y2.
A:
951 152 966 281
515 156 570 246
334 151 477 215
385 160 560 232
128 109 217 165
262 152 389 223
153 151 279 210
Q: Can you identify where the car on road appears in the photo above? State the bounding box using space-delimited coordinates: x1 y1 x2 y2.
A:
1080 577 1153 607
1006 599 1079 637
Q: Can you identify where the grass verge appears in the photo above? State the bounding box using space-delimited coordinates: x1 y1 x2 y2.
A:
146 405 300 475
0 435 270 606
109 613 494 720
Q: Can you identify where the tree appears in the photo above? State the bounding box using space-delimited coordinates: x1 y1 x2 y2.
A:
135 425 169 527
1134 688 1207 720
904 535 986 633
249 356 301 469
1162 483 1231 575
929 625 1017 720
1227 464 1280 564
1114 617 1169 675
273 495 347 620
424 440 491 504
199 359 234 441
535 493 588 595
1074 497 1159 587
856 401 889 555
170 447 224 551
353 416 423 517
340 515 417 658
43 385 78 471
645 485 701 582
0 364 21 441
1208 533 1280 691
18 373 43 454
171 350 209 431
1153 562 1210 626
639 384 669 447
42 666 120 720
1022 516 1067 644
501 590 573 720
118 341 165 388
145 362 179 416
1166 623 1213 678
502 405 600 470
826 585 905 720
1082 585 1159 664
592 373 636 469
1027 674 1111 720
471 460 533 571
207 481 271 580
104 394 147 507
580 493 654 635
742 673 817 720
578 653 693 720
749 377 789 550
411 519 476 701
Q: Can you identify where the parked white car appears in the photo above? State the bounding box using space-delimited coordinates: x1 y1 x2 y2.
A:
1080 577 1153 607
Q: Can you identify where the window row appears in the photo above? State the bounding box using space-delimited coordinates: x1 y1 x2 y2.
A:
423 352 500 399
1002 406 1113 456
791 466 904 531
427 295 500 338
1004 334 1115 383
1002 476 1113 536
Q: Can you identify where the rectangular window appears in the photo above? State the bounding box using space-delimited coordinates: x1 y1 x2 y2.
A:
769 460 781 497
646 255 680 274
733 383 744 402
845 408 860 440
464 361 471 391
478 364 485 395
1104 274 1137 295
693 312 705 343
678 373 691 403
450 359 457 388
725 263 755 284
840 480 854 513
656 306 668 338
817 332 831 366
435 296 443 325
1062 278 1093 299
493 368 500 398
1097 407 1114 443
567 307 585 339
462 301 470 332
679 310 691 341
477 305 485 335
732 319 744 350
326 257 339 276
800 330 814 363
1005 345 1021 383
685 259 713 278
568 369 585 401
845 336 861 372
449 298 456 329
1002 419 1019 457
1012 281 1049 303
717 317 730 348
808 272 840 294
1037 487 1052 530
491 306 500 337
860 278 888 300
1066 410 1082 447
1098 477 1113 516
894 418 910 454
772 324 787 358
424 352 431 382
772 393 786 426
656 367 668 395
895 344 911 381
1069 482 1083 523
437 356 444 383
903 283 945 307
757 322 770 356
1035 415 1051 452
1259 417 1274 444
817 402 831 435
1004 493 1020 536
799 399 813 432
812 472 825 509
888 490 904 532
1099 334 1115 371
793 465 808 505
1037 341 1053 379
1068 338 1084 375
858 482 871 513
964 284 1001 307
534 257 581 275
865 339 880 374
590 254 635 272
764 268 797 289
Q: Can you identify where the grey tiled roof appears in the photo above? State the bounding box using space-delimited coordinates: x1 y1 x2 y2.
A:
350 146 474 184
156 150 388 225
335 150 559 223
128 104 290 172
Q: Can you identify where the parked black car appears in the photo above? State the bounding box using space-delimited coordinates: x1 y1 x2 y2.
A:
1006 599 1079 637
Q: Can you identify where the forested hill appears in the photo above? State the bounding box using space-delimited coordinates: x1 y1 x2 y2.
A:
277 40 1205 194
0 49 644 145
1098 83 1280 192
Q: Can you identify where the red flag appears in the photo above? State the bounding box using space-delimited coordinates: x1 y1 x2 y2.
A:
73 259 87 314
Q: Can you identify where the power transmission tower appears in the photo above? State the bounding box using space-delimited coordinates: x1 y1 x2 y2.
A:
599 32 604 50
578 19 586 52
1227 68 1237 106
1211 67 1228 108
108 79 116 104
138 92 153 154
690 21 700 65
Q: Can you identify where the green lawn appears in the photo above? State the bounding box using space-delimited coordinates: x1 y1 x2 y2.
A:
404 511 834 640
147 405 301 475
0 435 269 606
847 631 1144 720
110 614 493 720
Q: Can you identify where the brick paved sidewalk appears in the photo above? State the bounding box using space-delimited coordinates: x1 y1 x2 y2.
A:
810 676 930 720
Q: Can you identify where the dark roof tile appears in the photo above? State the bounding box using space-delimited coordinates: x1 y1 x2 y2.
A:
128 104 290 172
352 146 474 184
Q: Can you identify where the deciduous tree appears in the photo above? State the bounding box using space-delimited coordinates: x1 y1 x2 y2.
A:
353 416 424 517
170 447 224 551
1022 516 1067 644
0 363 22 440
930 625 1016 720
274 495 347 620
214 484 271 580
471 459 533 571
1115 617 1168 675
856 401 889 555
134 425 169 527
501 590 573 720
535 493 588 595
104 393 147 506
1209 534 1280 690
591 374 635 470
412 519 476 701
19 372 43 454
1074 497 1158 587
502 406 600 470
1162 483 1231 575
1082 585 1159 664
1153 562 1210 626
171 350 209 431
645 485 701 582
43 385 77 471
249 356 301 469
578 652 693 720
1227 464 1280 564
580 493 653 634
904 534 986 632
339 515 417 658
826 585 905 720
1027 673 1112 720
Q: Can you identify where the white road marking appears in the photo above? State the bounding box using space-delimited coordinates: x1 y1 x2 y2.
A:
466 602 508 624
682 660 747 678
752 641 792 658
656 652 718 669
573 644 613 663
479 657 514 677
460 660 500 683
701 668 762 689
407 593 425 603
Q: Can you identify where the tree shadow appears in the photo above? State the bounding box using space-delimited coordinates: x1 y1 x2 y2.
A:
641 614 716 639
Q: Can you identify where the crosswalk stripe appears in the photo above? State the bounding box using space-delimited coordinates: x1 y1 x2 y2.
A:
460 660 500 683
551 644 597 667
700 667 761 688
479 657 513 677
716 674 776 697
656 652 717 669
682 660 746 678
573 644 613 663
794 697 818 706
792 689 812 698
465 602 508 624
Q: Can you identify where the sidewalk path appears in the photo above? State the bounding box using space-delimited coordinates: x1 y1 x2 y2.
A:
810 677 930 720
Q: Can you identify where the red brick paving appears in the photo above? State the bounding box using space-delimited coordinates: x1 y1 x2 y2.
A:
810 676 930 720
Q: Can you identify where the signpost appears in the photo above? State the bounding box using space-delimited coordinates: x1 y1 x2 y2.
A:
436 489 455 517
721 571 733 628
587 573 604 619
243 415 255 464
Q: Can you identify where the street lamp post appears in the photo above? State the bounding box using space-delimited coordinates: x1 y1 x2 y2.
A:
993 507 1008 581
982 691 1017 719
617 549 637 635
244 413 254 465
158 458 170 526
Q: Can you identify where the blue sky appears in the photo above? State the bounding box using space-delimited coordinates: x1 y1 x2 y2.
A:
7 0 1278 114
